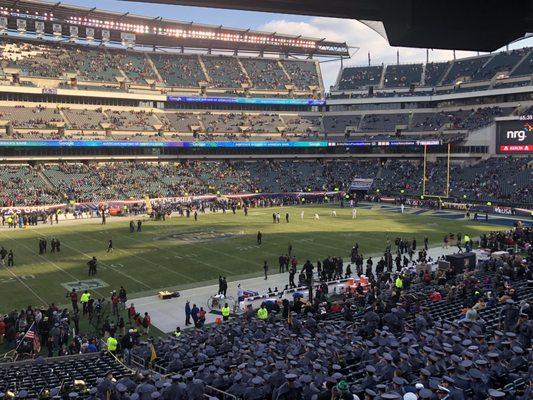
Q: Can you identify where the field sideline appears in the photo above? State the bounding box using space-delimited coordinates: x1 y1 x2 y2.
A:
0 204 506 311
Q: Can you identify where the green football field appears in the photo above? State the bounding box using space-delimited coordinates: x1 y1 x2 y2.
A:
0 204 505 312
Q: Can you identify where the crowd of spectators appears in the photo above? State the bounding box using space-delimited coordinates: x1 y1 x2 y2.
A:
332 47 533 95
337 66 383 91
0 102 525 142
383 64 423 88
0 157 530 208
1 224 530 399
0 37 320 91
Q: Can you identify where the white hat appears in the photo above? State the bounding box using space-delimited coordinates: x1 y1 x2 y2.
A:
404 393 418 400
415 383 425 390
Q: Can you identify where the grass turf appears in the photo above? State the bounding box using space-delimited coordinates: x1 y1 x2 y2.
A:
0 204 506 312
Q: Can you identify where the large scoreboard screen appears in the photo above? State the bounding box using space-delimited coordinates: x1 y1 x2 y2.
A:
496 118 533 153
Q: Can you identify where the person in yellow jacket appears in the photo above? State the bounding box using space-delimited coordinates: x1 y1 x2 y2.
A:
174 326 182 337
80 290 91 316
107 334 118 354
395 275 403 290
221 303 231 321
257 304 268 320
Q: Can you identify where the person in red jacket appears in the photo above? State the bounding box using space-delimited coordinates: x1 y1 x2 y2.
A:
422 270 432 285
127 303 136 325
142 312 151 335
430 290 442 302
68 289 79 313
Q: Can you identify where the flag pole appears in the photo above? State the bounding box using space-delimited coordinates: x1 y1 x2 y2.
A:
14 321 35 353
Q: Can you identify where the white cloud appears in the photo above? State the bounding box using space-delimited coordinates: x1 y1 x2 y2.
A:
259 17 532 90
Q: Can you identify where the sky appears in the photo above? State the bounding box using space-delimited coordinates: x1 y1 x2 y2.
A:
63 0 533 89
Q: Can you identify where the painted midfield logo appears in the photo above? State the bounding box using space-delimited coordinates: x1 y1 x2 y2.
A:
154 230 242 242
61 279 109 291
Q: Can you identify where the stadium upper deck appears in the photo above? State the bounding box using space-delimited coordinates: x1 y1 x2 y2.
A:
0 37 323 93
332 47 533 95
0 2 530 161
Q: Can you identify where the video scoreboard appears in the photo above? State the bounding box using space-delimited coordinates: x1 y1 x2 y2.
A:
496 117 533 154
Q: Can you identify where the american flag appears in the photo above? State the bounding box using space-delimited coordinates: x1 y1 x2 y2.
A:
24 323 41 353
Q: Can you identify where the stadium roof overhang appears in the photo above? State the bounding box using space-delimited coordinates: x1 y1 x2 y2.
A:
0 0 349 57
123 0 533 52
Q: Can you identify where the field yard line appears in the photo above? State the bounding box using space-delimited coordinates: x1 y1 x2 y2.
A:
93 226 257 274
57 241 154 290
0 229 108 297
4 266 48 305
175 214 353 265
176 217 308 263
23 227 154 290
70 229 201 282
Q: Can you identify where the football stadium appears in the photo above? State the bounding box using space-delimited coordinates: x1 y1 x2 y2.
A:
0 0 531 399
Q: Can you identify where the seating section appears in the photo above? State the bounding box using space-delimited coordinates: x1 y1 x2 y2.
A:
322 115 361 133
282 115 322 133
333 47 533 95
241 58 290 90
441 55 492 85
424 62 449 86
0 102 523 142
3 36 532 96
107 110 161 131
359 113 409 132
159 113 203 133
110 50 159 84
63 109 107 130
0 106 63 128
0 244 531 400
280 59 321 90
150 54 206 87
0 39 78 78
0 37 324 90
384 64 422 87
0 354 130 398
201 55 248 88
73 47 124 82
448 157 532 204
454 106 515 130
202 112 248 134
0 165 61 207
472 48 530 81
510 48 533 76
41 162 207 201
337 66 383 90
247 113 286 133
2 157 530 207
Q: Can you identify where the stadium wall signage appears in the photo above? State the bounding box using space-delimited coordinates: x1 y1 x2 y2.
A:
167 96 326 106
0 140 441 148
496 119 533 153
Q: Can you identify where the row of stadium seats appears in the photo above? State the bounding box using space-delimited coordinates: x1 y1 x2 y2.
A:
0 105 521 140
0 38 321 91
0 158 530 207
324 105 517 134
336 47 532 91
